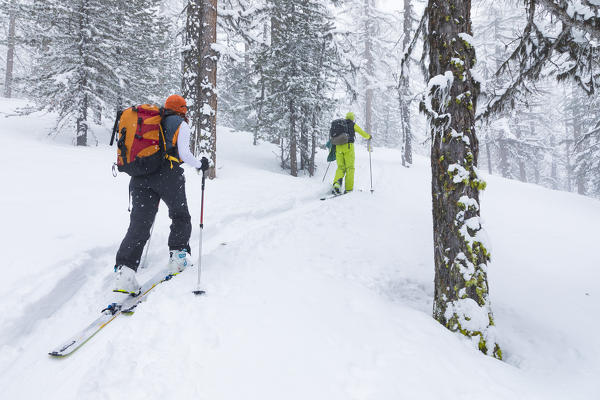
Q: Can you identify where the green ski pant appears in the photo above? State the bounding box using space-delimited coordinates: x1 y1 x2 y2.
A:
333 143 356 191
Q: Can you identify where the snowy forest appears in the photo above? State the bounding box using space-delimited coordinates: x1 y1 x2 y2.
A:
1 0 599 398
3 0 600 195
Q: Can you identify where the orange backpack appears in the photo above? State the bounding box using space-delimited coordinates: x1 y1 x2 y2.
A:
110 104 166 176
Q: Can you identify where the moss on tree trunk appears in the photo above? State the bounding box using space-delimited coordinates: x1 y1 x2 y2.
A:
425 0 501 359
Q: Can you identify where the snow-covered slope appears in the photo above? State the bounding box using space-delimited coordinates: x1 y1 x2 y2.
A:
0 99 598 399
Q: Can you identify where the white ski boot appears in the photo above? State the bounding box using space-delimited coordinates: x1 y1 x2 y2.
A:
167 250 190 275
113 265 141 296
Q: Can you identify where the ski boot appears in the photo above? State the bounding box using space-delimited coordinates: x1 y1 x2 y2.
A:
167 249 191 276
332 180 342 195
113 265 141 296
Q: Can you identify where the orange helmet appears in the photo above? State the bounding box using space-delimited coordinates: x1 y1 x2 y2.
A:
165 94 188 115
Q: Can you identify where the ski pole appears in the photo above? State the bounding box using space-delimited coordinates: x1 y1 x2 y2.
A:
193 170 207 296
322 161 331 182
140 220 155 269
368 138 374 193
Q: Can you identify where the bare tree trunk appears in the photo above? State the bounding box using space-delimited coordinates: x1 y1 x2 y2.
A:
485 141 493 174
254 71 265 146
563 110 573 192
572 99 585 195
399 83 412 166
364 0 374 134
399 0 413 166
76 92 88 146
550 134 558 189
300 106 308 171
514 124 527 182
426 0 501 359
76 0 89 147
183 0 218 178
289 99 298 177
533 153 540 184
528 120 540 184
498 139 511 178
310 112 317 177
4 0 17 98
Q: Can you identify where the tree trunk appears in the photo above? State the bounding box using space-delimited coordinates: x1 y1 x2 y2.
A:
300 107 308 171
515 125 527 183
4 0 17 98
485 141 493 174
572 101 585 195
529 121 540 184
289 99 298 177
400 0 413 166
310 112 317 177
76 93 88 146
364 0 374 134
254 70 265 146
550 135 558 190
183 0 218 179
426 0 501 359
76 0 89 147
399 81 412 166
498 139 511 178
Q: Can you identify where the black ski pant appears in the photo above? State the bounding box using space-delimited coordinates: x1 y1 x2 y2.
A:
116 163 192 271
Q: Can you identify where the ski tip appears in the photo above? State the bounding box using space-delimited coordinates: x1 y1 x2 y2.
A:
193 290 206 296
49 351 67 358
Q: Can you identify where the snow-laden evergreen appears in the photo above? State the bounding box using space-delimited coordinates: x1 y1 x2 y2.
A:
17 0 176 144
338 0 403 147
256 0 339 176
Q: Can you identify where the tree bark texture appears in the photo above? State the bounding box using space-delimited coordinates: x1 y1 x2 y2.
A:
4 0 17 98
400 0 413 166
426 0 501 359
183 0 218 178
76 0 90 146
364 0 374 135
289 99 298 177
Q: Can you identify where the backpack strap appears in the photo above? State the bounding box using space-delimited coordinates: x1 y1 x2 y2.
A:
159 113 183 169
110 109 123 146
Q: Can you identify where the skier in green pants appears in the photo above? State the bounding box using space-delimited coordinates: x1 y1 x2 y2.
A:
332 112 372 194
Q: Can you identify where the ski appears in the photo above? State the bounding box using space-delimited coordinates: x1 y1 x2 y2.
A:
320 192 347 200
49 268 181 357
320 190 363 200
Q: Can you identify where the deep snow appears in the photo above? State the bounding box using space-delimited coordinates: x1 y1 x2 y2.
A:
0 98 598 399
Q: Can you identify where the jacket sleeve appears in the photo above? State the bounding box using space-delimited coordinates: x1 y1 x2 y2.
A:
354 124 371 140
176 121 205 169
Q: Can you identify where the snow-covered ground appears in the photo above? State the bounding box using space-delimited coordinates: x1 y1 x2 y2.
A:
0 98 598 399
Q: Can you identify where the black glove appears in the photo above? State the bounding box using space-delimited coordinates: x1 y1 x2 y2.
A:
197 157 210 174
201 157 210 171
368 135 373 140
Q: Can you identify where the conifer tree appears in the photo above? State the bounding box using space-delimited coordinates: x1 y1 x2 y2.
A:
259 0 338 176
24 0 171 144
342 0 400 143
26 0 119 145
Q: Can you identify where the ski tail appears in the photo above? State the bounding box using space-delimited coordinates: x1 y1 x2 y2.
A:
49 269 180 357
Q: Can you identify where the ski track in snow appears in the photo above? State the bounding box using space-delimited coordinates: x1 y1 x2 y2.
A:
0 103 598 399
